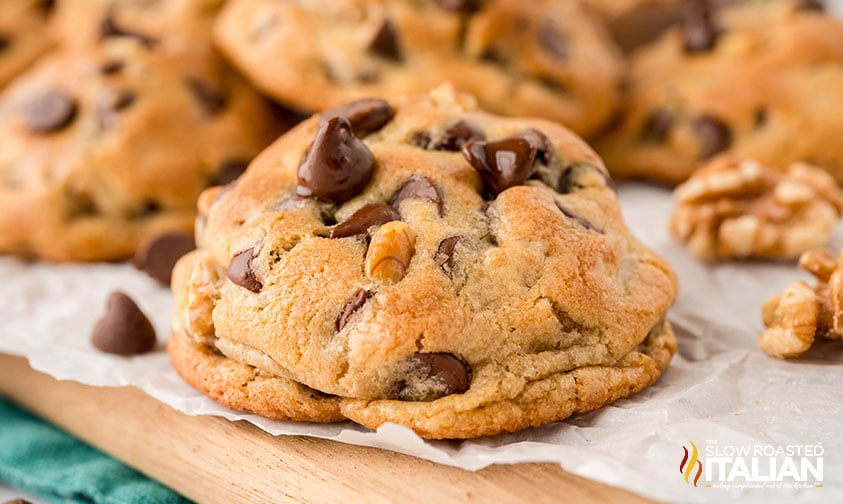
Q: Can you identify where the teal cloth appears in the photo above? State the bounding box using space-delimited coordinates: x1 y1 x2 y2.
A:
0 397 191 504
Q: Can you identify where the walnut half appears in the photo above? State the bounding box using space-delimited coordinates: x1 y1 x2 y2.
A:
758 248 843 359
670 158 843 261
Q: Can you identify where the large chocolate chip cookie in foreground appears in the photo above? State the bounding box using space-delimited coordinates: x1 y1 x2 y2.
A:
169 86 678 439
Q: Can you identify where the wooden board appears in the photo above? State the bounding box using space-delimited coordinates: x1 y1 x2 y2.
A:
0 353 655 504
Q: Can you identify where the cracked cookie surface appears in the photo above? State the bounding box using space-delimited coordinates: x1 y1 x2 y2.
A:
213 0 623 138
169 86 678 439
596 0 843 185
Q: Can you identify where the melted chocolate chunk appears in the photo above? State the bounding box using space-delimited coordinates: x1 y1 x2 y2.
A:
538 21 567 59
336 289 372 331
321 98 394 136
392 353 471 401
133 232 196 286
297 116 375 203
556 202 601 233
211 159 250 186
99 12 157 48
25 91 78 134
186 77 227 115
642 110 673 142
391 176 444 215
462 136 538 195
414 121 486 152
435 236 460 276
370 19 402 61
437 0 480 14
682 0 719 53
691 115 732 159
227 248 262 292
330 203 400 238
91 291 156 356
522 129 554 165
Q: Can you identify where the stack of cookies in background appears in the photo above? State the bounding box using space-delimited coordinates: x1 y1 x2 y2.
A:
0 0 841 438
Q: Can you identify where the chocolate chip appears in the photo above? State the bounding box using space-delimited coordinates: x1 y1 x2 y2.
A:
437 0 480 14
552 305 580 333
65 189 99 217
370 19 402 61
132 232 196 286
91 292 157 356
391 176 444 216
186 77 227 115
99 13 157 48
25 91 78 134
136 199 161 216
682 0 719 53
211 159 250 186
521 129 554 165
481 47 506 64
321 98 394 136
641 110 673 142
39 0 56 16
113 89 136 111
435 236 460 276
101 60 124 74
297 116 375 203
691 115 732 159
556 202 600 233
796 0 825 11
336 289 372 331
557 163 615 194
330 203 400 238
538 21 567 59
0 35 10 53
462 136 537 195
414 121 486 151
392 353 471 401
227 248 262 292
754 108 768 129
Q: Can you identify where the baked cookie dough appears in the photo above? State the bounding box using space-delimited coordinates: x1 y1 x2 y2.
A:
213 0 623 138
169 86 678 439
0 38 285 261
596 0 843 185
0 0 55 89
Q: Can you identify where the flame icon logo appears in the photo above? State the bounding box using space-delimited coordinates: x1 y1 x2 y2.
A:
680 441 703 487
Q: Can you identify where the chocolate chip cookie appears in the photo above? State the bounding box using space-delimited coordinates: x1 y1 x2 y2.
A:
596 0 843 185
0 38 286 261
0 0 55 89
168 85 678 439
213 0 623 139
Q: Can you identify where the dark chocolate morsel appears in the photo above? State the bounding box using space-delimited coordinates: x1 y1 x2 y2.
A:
437 0 480 14
691 115 732 159
462 136 537 195
435 236 460 276
641 109 673 142
521 129 554 165
393 353 471 401
211 159 250 186
101 60 124 75
132 232 196 286
336 289 372 331
24 91 78 134
185 77 227 115
227 248 262 292
0 35 9 53
391 176 444 215
330 203 400 238
412 121 485 152
99 13 157 48
682 0 719 53
538 21 568 59
369 19 402 61
91 291 157 356
320 98 394 136
297 116 375 203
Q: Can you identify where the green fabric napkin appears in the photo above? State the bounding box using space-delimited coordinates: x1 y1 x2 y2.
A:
0 397 191 504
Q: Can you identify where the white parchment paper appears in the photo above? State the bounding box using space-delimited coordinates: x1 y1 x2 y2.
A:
2 183 841 503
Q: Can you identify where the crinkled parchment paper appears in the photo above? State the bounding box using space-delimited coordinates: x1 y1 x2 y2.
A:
2 183 841 503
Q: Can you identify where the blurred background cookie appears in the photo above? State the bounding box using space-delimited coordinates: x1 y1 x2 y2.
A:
0 0 56 89
213 0 624 138
596 0 843 185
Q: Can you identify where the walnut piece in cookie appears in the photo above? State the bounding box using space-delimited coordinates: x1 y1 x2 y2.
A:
759 247 843 359
670 157 843 261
